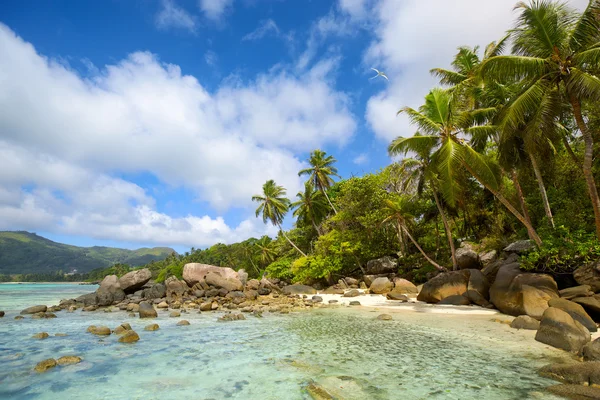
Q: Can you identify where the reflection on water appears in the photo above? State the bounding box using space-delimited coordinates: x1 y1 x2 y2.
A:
0 300 561 400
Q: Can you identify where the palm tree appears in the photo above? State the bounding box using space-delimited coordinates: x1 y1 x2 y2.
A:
381 196 445 271
255 236 277 267
252 180 307 257
291 181 329 235
482 0 600 238
389 88 543 246
299 149 340 214
394 150 459 270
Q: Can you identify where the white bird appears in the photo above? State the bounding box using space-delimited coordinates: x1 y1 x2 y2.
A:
370 68 388 81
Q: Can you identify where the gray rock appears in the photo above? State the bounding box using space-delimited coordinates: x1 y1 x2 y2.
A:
503 240 535 254
76 293 98 306
574 262 600 292
481 253 519 285
237 269 248 286
456 243 481 269
0 311 4 317
365 256 397 275
349 301 361 306
559 285 594 300
138 302 158 319
478 250 497 266
572 296 600 321
143 283 166 300
118 269 151 293
99 275 121 291
583 338 600 361
245 279 260 291
20 305 47 315
535 307 590 353
342 289 360 297
510 315 540 330
96 289 115 307
328 300 338 304
282 284 317 295
386 292 408 301
369 277 393 294
312 296 323 303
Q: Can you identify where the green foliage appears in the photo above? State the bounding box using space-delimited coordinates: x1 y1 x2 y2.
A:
264 258 295 281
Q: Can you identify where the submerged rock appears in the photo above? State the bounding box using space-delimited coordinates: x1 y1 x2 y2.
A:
144 323 160 331
305 382 334 400
34 358 57 373
32 332 49 339
547 384 600 400
118 330 140 343
535 307 590 353
217 313 246 322
87 325 111 336
170 311 181 318
176 320 190 326
20 305 47 315
57 356 82 366
510 315 540 330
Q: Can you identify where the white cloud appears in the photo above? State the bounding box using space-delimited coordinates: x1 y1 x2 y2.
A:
204 50 218 66
0 23 355 247
199 0 233 21
362 0 589 142
353 153 368 165
339 0 369 19
155 0 197 33
242 19 280 41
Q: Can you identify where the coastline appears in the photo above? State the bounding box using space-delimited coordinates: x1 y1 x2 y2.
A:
0 282 90 285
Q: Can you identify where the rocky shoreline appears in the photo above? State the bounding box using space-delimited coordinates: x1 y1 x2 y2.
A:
4 241 600 399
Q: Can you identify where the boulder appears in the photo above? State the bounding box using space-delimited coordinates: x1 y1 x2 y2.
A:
342 289 360 298
438 295 470 305
365 256 397 275
118 269 151 293
118 330 140 343
510 315 540 330
392 278 418 294
547 384 600 399
349 301 361 306
571 296 600 321
282 284 317 295
456 243 481 269
363 275 377 287
344 277 358 286
479 250 497 266
76 293 98 306
539 362 600 386
244 290 258 300
144 283 167 300
489 263 558 319
574 262 600 293
548 298 597 332
386 293 408 301
583 338 600 361
96 289 115 307
237 269 248 286
170 311 181 318
205 272 243 292
559 285 594 300
312 296 323 303
246 279 260 291
199 302 212 311
535 307 590 353
182 263 239 287
99 275 121 291
165 276 189 300
35 358 57 372
259 278 281 293
465 290 493 308
157 301 168 309
0 311 4 317
56 356 82 366
144 323 160 331
87 326 111 336
417 270 469 303
503 240 535 254
481 253 519 285
176 320 190 326
369 277 393 294
138 302 157 318
377 314 392 320
20 305 47 315
113 323 131 335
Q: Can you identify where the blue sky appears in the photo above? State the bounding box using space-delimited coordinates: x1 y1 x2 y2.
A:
0 0 587 253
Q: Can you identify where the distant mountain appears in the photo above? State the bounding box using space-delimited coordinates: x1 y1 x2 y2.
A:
0 231 176 275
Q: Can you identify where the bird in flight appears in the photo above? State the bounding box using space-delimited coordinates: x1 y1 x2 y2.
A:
370 68 388 81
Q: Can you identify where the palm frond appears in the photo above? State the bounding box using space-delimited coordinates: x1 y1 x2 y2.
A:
573 47 600 68
484 34 510 59
431 138 463 206
462 144 501 191
430 68 467 86
570 0 600 52
481 55 546 81
565 67 600 100
398 107 442 134
388 135 440 157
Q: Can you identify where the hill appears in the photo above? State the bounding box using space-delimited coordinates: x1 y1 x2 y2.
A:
0 231 175 275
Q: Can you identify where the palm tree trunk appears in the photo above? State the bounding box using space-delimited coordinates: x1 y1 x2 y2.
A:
529 155 555 228
463 162 543 247
569 95 600 240
278 226 307 257
351 254 365 274
311 219 322 235
511 169 534 230
322 189 338 215
431 188 457 270
400 225 445 272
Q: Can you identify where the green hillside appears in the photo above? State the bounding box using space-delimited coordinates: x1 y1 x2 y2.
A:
0 231 175 274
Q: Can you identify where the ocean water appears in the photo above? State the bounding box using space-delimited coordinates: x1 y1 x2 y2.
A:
0 283 99 312
0 284 563 400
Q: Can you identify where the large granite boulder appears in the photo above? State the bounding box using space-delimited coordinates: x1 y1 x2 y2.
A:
572 296 600 321
539 362 600 386
182 263 239 287
583 338 600 361
392 278 418 294
99 275 121 291
165 276 189 300
455 243 481 269
535 307 590 353
417 270 469 303
205 272 243 292
369 277 393 294
481 253 519 285
118 269 151 293
20 305 47 315
143 283 166 300
282 284 317 295
574 262 600 292
489 262 558 319
559 285 594 300
548 298 597 332
138 302 158 318
365 256 397 275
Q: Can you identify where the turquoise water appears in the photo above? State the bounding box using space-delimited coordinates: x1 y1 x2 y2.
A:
0 284 99 312
0 285 562 399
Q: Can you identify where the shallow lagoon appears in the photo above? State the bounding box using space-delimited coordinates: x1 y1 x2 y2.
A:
0 284 565 399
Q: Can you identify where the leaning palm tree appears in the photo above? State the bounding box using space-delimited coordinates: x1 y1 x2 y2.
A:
291 181 329 235
389 88 543 246
252 180 307 257
381 196 445 271
482 0 600 238
395 150 459 270
299 149 340 214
